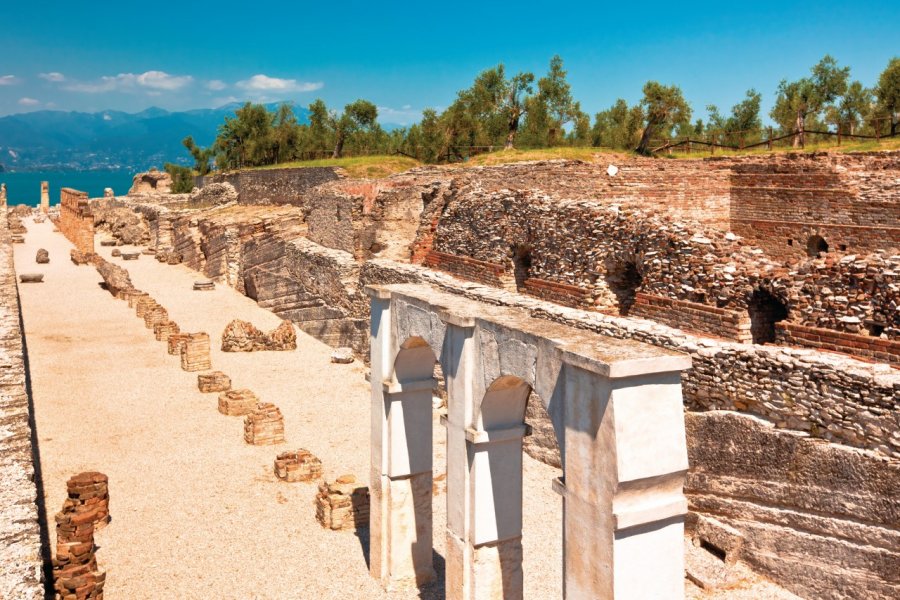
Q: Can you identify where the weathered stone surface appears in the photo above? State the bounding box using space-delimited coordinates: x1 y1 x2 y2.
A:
316 475 370 530
274 449 323 482
18 273 43 283
189 181 237 206
128 168 173 195
0 217 43 599
153 320 180 342
167 332 190 355
221 319 296 352
95 258 133 297
330 347 354 364
93 201 150 245
243 402 285 445
70 249 93 265
197 371 231 393
35 248 49 263
217 389 259 416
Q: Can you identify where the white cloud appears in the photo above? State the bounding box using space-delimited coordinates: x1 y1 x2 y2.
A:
136 70 193 90
0 75 20 86
18 97 40 106
206 79 227 91
39 72 66 82
377 105 423 126
236 74 322 93
65 70 193 93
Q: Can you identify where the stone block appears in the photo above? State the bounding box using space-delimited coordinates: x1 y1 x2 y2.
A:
243 402 285 445
180 332 211 371
153 321 180 342
316 475 370 530
19 273 44 283
197 371 231 393
218 389 259 416
35 248 49 264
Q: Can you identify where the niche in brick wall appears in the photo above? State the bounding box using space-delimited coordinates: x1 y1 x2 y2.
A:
806 235 829 257
747 288 788 344
512 245 533 293
605 260 644 316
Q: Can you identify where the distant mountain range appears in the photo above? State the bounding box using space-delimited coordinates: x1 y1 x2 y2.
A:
0 103 311 172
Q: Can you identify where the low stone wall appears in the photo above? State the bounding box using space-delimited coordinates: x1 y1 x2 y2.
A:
0 215 44 598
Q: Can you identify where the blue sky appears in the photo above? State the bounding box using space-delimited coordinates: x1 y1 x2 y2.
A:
0 1 896 125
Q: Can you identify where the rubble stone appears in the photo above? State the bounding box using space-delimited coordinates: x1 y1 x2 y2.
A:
221 319 297 352
35 248 49 264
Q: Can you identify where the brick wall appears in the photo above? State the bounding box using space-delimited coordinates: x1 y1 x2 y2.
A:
58 187 94 255
631 293 751 342
523 277 592 309
729 152 900 258
776 322 900 365
422 250 509 288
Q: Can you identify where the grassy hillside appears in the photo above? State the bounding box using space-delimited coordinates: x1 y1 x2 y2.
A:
252 155 422 178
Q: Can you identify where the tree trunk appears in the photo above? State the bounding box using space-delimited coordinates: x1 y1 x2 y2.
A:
892 114 897 137
505 114 520 150
635 122 655 156
332 134 345 159
794 109 805 148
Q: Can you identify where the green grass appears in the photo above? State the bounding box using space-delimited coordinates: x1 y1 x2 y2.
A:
250 155 423 178
458 146 627 167
664 136 900 159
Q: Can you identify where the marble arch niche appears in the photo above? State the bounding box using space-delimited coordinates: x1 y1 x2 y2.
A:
367 284 692 600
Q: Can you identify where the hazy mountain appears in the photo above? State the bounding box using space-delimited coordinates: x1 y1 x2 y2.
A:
0 103 311 172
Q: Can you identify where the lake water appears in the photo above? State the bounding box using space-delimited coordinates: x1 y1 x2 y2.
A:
0 171 135 206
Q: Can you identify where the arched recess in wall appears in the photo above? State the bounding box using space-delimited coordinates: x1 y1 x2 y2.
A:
511 244 533 293
604 259 644 315
747 288 789 344
806 235 829 257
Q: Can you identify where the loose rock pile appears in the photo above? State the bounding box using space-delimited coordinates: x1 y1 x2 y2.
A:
197 371 231 393
315 475 370 530
274 449 323 482
180 333 211 371
221 319 297 352
243 403 286 445
218 389 259 416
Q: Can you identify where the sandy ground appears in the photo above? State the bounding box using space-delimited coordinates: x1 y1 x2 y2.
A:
14 218 565 599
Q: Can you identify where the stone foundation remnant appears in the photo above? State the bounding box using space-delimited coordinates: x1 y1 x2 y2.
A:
220 319 297 352
197 371 231 393
316 475 370 531
193 280 215 291
167 333 190 356
35 248 49 264
274 449 323 482
218 389 259 416
180 332 211 371
143 306 168 330
243 402 286 445
121 252 140 261
18 273 43 283
52 473 109 600
40 181 49 214
153 321 180 342
367 284 691 598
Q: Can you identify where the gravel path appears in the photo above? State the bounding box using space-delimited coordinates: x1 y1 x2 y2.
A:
15 219 564 599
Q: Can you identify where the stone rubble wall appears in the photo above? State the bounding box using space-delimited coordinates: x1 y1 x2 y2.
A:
0 211 44 599
199 166 341 206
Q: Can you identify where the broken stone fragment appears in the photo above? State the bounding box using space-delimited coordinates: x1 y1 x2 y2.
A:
19 273 44 283
331 347 354 364
35 248 49 263
221 319 297 352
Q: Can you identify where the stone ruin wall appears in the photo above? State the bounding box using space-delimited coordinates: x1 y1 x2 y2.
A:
199 166 341 206
126 152 899 598
58 187 94 256
0 208 44 598
729 152 900 258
